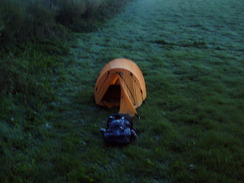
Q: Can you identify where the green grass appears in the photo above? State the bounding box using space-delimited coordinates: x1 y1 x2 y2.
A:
1 0 244 182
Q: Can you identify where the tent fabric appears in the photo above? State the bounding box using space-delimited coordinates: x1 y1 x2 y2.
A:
94 58 146 117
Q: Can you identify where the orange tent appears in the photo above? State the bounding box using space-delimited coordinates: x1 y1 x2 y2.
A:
94 58 146 117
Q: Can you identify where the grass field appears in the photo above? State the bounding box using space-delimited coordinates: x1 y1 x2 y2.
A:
1 0 243 182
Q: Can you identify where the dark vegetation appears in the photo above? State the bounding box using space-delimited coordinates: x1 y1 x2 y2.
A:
0 0 132 44
0 0 244 182
1 0 66 44
0 0 132 111
0 1 132 182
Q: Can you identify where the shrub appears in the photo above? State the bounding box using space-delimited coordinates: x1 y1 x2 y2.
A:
55 0 108 31
0 0 132 45
24 1 56 39
0 56 31 96
0 0 64 44
0 0 26 43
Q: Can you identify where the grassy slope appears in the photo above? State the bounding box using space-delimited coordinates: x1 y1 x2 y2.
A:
1 0 243 182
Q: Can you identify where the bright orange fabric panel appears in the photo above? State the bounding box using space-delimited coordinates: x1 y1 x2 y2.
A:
119 77 137 116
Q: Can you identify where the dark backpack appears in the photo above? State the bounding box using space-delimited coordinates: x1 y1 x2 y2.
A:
101 113 137 144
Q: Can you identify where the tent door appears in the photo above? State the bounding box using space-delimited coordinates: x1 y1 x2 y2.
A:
102 84 121 107
119 77 137 116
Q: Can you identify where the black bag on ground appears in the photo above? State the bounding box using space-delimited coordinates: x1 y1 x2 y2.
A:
101 113 137 144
